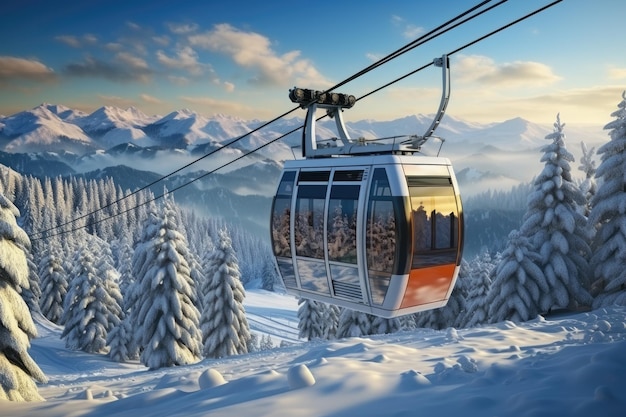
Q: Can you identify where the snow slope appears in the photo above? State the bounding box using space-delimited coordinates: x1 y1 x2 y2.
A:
4 290 626 417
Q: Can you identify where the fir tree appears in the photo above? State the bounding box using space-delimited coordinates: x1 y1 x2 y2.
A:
336 309 374 338
578 141 597 216
371 315 401 334
200 228 251 359
21 248 41 314
38 242 68 324
0 192 47 401
486 230 550 323
590 91 626 307
519 115 592 310
297 298 325 341
61 234 122 354
133 197 202 369
463 253 495 327
322 303 340 340
106 318 131 362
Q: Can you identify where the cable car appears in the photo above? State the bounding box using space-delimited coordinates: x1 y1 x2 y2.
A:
270 56 464 318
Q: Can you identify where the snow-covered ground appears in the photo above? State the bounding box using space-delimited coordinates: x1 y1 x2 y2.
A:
4 289 626 417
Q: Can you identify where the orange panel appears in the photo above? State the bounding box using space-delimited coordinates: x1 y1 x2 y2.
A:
400 264 456 308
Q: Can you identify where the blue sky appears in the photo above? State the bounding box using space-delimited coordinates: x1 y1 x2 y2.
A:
1 0 624 125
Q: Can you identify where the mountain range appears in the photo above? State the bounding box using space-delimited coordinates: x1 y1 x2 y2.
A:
0 103 609 243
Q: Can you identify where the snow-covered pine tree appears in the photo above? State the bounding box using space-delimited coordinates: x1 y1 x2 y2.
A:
519 115 592 310
486 230 550 323
322 303 340 340
114 233 134 297
38 241 68 324
0 192 47 401
260 334 274 350
106 318 131 362
297 298 325 341
462 253 495 328
21 248 41 314
336 309 374 338
578 141 597 217
133 196 202 369
590 91 626 307
61 233 122 354
124 208 162 360
200 228 251 359
371 315 401 334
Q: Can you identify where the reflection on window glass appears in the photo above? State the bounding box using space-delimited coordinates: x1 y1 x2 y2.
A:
410 181 459 267
272 198 291 257
366 169 396 274
295 185 327 259
271 172 295 257
297 259 330 294
327 185 359 264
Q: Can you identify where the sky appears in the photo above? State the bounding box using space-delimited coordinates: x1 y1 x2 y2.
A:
4 290 626 416
1 0 625 125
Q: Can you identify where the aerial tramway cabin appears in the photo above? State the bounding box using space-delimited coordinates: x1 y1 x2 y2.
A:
271 56 464 318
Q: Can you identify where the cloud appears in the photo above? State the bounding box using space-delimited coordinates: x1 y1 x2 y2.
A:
140 94 162 104
97 94 136 108
168 75 190 86
152 35 170 47
156 45 206 76
608 66 626 80
391 15 425 40
167 22 199 35
180 95 258 116
455 55 561 87
451 84 625 124
223 81 235 92
366 53 382 62
403 24 425 39
63 54 152 83
55 34 98 48
0 56 57 83
188 23 330 87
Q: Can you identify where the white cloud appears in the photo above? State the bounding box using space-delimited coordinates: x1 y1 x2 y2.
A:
152 35 170 47
167 22 199 35
116 52 149 70
390 15 424 40
188 23 330 87
450 84 624 124
156 46 205 76
180 95 258 117
223 81 235 92
608 66 626 80
97 94 136 108
140 94 162 104
455 55 561 87
403 24 425 39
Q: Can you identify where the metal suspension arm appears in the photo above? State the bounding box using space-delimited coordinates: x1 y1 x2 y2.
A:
409 55 450 149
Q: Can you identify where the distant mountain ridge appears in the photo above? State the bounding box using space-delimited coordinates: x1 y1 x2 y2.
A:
1 103 579 155
0 103 608 194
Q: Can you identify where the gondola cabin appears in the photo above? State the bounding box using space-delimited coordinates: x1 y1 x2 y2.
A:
271 56 464 318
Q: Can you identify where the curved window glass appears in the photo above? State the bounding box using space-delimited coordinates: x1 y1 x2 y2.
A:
366 168 400 305
409 177 459 268
327 185 359 264
271 171 295 257
294 184 327 259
